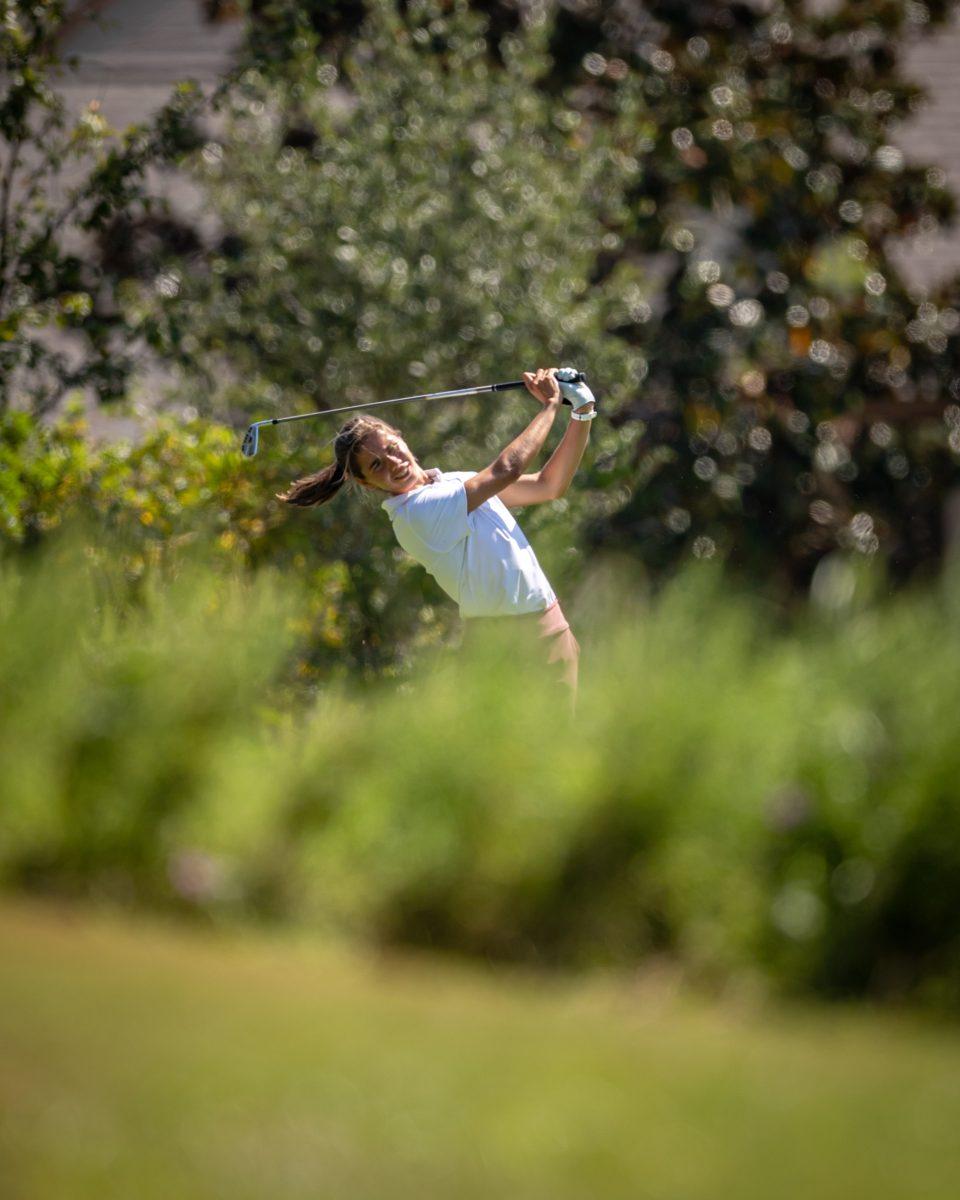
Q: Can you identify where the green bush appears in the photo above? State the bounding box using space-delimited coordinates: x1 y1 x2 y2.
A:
2 530 960 1008
0 534 303 904
0 406 456 678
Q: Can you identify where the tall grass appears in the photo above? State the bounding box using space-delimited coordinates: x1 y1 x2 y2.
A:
0 534 301 904
2 530 959 1006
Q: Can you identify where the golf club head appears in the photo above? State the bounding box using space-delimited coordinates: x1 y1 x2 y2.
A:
241 424 260 457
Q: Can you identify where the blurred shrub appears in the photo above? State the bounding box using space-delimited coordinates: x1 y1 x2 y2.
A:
0 408 95 543
2 532 960 1009
0 533 303 906
1 406 457 679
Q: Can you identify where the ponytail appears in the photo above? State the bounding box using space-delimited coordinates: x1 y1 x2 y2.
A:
275 461 346 506
275 414 402 507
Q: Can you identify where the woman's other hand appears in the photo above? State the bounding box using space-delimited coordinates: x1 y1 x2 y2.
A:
523 367 561 408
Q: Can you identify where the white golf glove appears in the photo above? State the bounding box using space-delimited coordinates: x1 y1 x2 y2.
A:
555 368 597 418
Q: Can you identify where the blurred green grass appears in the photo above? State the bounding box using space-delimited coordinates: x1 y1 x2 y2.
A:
1 897 959 1200
3 532 960 1003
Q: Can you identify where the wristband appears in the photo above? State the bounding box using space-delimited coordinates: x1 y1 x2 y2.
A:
571 407 597 422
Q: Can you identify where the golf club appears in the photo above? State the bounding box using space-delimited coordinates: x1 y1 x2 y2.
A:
240 369 589 457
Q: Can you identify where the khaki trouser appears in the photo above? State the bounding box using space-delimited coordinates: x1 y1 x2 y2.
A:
463 600 580 696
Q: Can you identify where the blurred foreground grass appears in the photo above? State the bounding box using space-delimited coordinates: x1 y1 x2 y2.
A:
1 897 960 1200
2 531 960 1004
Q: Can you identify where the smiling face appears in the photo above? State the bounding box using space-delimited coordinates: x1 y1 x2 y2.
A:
353 427 429 495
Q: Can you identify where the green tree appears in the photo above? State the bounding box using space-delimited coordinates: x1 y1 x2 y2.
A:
0 0 203 414
508 0 960 593
240 0 367 68
159 0 639 427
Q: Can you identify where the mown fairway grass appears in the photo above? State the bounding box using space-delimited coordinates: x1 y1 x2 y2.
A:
1 898 959 1200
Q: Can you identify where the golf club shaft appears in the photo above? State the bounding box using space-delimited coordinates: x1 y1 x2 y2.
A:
241 371 589 456
258 378 569 430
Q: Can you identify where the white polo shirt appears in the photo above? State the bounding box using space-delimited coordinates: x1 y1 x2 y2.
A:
381 468 556 618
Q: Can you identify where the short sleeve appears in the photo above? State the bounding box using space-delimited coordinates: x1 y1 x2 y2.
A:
399 477 472 553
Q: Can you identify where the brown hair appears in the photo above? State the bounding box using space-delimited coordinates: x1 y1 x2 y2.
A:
276 415 402 507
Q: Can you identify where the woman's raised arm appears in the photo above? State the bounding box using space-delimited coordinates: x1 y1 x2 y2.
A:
462 368 562 514
497 375 596 507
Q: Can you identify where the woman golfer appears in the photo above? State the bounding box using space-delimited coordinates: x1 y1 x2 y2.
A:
277 367 597 692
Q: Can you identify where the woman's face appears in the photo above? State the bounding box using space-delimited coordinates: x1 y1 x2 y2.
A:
353 428 427 494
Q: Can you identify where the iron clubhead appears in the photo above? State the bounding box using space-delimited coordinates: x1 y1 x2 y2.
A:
241 424 260 457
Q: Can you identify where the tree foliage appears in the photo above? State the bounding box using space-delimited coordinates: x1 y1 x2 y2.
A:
0 0 204 414
547 0 960 592
156 0 641 429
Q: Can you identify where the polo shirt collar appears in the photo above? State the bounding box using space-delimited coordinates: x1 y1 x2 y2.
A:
381 467 442 512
